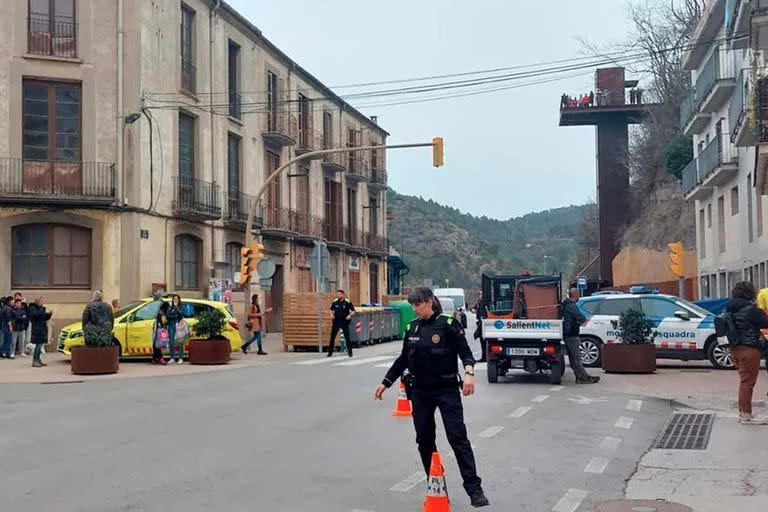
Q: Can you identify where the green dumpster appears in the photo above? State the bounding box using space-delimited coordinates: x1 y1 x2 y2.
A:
389 300 417 340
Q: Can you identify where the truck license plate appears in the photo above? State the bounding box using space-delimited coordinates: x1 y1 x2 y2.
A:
506 347 540 356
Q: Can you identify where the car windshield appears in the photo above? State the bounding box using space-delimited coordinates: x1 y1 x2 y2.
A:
113 300 146 318
675 297 712 317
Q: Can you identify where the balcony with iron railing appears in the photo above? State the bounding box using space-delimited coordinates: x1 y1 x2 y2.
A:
369 167 388 192
695 46 736 112
223 191 260 229
346 228 366 251
0 158 115 205
263 109 297 147
261 205 295 236
172 176 221 220
365 232 389 255
27 16 77 58
292 211 324 240
729 69 758 147
345 153 370 182
324 220 347 246
181 58 196 94
682 133 738 201
296 127 323 158
321 150 347 173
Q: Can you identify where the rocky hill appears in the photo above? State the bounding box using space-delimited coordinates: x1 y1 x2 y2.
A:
387 190 589 292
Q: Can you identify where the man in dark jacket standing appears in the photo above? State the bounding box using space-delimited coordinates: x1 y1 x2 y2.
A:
0 297 13 358
82 290 114 343
472 291 488 362
327 289 355 358
726 281 768 424
562 288 599 384
28 297 52 367
11 299 30 358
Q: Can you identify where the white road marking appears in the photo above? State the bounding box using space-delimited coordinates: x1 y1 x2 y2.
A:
568 395 609 405
509 406 532 418
550 385 565 392
474 362 487 371
374 362 392 368
626 399 643 412
389 472 426 492
584 456 610 474
600 436 622 450
615 416 635 429
552 488 588 512
293 357 340 366
334 355 395 367
478 426 504 438
351 509 375 512
531 394 550 403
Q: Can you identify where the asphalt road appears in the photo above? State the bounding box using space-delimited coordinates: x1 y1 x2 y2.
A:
0 334 672 512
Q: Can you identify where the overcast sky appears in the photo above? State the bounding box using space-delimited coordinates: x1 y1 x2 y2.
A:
228 0 636 220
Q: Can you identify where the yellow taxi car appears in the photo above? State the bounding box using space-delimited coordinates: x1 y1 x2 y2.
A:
57 297 242 358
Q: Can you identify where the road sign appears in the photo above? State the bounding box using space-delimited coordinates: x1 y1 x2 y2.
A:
577 276 588 290
310 243 330 280
233 271 241 284
257 257 276 279
259 278 273 291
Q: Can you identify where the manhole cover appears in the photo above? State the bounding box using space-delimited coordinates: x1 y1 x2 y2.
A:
653 413 714 450
597 499 692 512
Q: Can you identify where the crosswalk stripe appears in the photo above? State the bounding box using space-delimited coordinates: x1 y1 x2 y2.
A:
293 357 340 366
390 472 426 492
334 356 396 367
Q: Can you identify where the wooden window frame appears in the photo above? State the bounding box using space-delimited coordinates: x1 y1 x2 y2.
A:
174 234 201 290
180 3 196 93
11 223 92 289
22 78 82 162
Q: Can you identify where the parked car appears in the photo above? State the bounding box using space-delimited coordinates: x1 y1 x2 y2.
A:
576 293 731 369
434 287 467 327
58 296 242 358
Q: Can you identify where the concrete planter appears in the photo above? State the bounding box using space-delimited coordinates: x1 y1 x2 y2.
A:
601 342 656 374
188 337 231 365
71 345 120 375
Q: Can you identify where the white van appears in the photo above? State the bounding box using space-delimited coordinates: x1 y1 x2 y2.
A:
434 288 467 327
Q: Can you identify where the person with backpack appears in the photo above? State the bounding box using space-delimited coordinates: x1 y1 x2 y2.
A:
724 281 768 425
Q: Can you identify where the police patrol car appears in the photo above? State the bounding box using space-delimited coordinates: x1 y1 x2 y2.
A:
576 293 732 369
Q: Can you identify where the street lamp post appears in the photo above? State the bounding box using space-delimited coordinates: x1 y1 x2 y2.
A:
241 140 443 342
526 243 547 274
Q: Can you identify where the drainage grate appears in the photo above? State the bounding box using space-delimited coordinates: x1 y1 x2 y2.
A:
653 413 715 450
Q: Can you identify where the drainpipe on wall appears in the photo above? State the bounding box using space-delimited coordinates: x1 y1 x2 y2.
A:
209 0 221 289
117 0 124 205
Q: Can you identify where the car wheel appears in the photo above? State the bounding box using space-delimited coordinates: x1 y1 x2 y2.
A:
550 360 563 385
579 337 602 367
707 339 734 370
487 360 499 383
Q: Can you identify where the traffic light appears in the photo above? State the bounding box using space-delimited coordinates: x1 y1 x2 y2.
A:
668 241 684 277
432 136 444 167
240 245 257 285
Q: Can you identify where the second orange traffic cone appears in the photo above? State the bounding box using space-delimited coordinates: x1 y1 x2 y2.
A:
424 451 450 512
391 381 412 417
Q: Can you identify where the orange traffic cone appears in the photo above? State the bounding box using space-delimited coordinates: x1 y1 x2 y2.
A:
391 381 412 417
424 451 450 512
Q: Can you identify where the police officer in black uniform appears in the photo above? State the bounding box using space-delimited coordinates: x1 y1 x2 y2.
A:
328 289 355 357
374 287 489 508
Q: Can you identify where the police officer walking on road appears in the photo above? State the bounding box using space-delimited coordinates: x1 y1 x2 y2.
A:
328 289 355 358
374 287 489 508
562 287 600 384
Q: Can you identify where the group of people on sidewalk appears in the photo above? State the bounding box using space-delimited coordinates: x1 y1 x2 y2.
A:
0 293 52 366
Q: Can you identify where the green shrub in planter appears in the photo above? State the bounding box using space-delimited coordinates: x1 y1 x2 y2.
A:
193 308 226 340
610 309 656 344
83 324 116 347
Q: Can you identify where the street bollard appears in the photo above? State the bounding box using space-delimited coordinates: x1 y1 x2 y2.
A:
340 330 346 353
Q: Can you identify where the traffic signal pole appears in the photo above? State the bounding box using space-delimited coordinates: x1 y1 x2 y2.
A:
240 140 443 343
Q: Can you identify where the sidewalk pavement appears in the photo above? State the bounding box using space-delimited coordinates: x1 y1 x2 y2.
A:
0 332 289 384
606 363 768 512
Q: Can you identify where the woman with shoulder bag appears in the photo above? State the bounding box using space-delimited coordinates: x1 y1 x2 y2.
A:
152 302 171 366
242 294 272 355
726 281 768 425
166 294 185 365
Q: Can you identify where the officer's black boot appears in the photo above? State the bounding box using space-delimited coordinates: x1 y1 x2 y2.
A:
470 488 489 507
